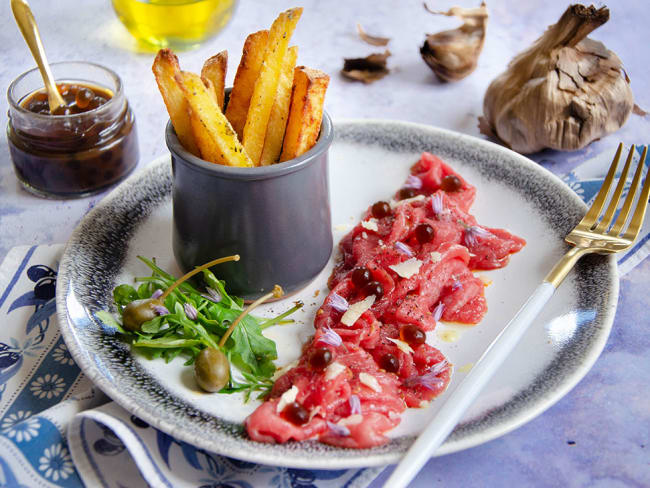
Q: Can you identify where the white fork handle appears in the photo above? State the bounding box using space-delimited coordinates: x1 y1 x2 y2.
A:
384 281 556 488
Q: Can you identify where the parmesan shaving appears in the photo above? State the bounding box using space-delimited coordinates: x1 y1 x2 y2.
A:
390 194 426 208
387 337 414 354
272 359 299 380
308 406 321 421
361 218 379 232
325 361 346 380
276 385 299 413
338 414 363 427
430 251 442 263
389 258 423 279
359 372 382 392
341 295 376 326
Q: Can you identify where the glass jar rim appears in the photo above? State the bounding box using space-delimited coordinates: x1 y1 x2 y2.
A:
7 61 124 121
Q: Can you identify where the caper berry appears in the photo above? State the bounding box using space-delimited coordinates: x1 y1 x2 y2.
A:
351 266 372 288
364 281 384 299
309 347 333 369
440 175 462 192
371 201 391 218
399 188 418 200
122 298 165 332
379 353 399 373
194 347 230 392
415 223 435 243
284 402 310 425
400 324 426 345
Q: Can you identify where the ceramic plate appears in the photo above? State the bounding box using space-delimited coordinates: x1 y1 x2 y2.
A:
56 120 618 469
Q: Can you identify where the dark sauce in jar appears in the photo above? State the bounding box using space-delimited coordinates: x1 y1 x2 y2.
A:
23 83 112 116
7 79 138 198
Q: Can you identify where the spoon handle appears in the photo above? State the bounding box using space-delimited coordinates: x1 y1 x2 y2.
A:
11 0 65 112
384 282 556 488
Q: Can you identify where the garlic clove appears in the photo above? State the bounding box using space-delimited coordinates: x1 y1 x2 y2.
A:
420 2 488 82
341 51 391 84
480 4 634 154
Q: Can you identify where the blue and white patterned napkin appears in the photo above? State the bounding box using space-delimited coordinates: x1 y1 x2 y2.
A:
561 145 649 276
0 146 646 488
0 245 379 488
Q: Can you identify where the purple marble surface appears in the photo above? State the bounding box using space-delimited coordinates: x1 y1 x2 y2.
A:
0 0 648 486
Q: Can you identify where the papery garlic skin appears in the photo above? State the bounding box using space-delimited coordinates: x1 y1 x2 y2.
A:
421 2 488 82
480 5 634 154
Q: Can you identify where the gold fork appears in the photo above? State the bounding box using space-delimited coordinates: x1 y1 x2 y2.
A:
386 143 649 488
546 143 649 287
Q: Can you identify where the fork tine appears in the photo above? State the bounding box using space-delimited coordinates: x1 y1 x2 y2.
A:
621 146 649 240
610 146 647 236
595 145 636 232
577 143 623 230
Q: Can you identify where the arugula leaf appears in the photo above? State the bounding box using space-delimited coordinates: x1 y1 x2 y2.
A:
95 310 127 335
140 316 165 334
259 301 304 330
113 285 138 310
163 348 184 363
132 337 203 348
138 256 200 295
221 370 274 401
226 312 277 378
137 282 155 299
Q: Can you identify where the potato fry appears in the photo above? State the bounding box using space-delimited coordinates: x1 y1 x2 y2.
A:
201 77 218 106
195 78 216 148
152 49 199 156
259 46 298 166
242 7 303 165
280 67 330 162
201 50 228 111
225 30 269 139
175 71 253 167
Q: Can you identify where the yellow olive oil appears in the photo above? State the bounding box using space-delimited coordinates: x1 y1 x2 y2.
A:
111 0 236 50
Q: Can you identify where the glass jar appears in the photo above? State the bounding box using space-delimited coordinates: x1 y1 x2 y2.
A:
7 61 139 198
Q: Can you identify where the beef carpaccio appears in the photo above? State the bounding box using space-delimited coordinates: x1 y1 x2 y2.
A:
245 152 525 448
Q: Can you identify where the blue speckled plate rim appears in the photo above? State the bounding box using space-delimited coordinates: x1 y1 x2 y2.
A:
55 119 618 469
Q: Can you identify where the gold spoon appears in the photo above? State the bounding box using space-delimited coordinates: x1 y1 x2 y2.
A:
11 0 65 113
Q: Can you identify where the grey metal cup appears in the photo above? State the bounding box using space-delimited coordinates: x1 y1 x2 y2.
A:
165 111 333 301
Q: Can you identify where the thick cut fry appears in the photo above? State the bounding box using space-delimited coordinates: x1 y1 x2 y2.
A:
152 49 199 156
201 77 218 106
225 30 269 139
201 50 228 111
175 71 253 167
242 8 303 165
196 78 216 145
280 66 330 162
259 46 298 166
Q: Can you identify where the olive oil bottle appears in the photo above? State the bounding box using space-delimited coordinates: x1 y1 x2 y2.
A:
111 0 236 50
